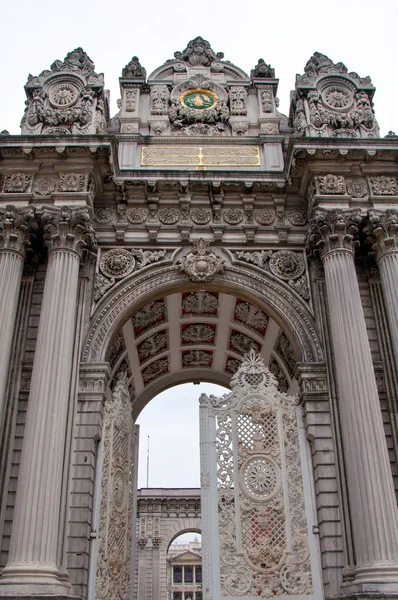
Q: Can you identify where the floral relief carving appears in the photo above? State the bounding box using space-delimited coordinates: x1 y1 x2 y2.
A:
49 83 79 108
95 248 166 301
34 178 57 196
190 208 212 225
274 332 296 378
225 356 242 375
95 373 136 600
269 250 305 281
224 208 244 225
181 323 216 345
346 179 368 198
137 331 168 364
261 90 273 112
229 331 261 356
288 210 307 226
158 207 180 224
132 299 166 337
235 249 273 269
322 85 353 109
182 291 219 317
317 174 346 195
125 90 138 112
182 349 213 368
142 357 169 385
94 207 115 224
126 207 148 224
229 87 248 115
3 173 32 193
254 209 275 225
58 173 85 192
233 299 269 335
370 176 398 196
150 85 170 114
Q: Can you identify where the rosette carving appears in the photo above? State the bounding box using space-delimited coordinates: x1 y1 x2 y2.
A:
269 251 305 281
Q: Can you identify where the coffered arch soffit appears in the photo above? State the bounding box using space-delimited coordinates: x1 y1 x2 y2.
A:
83 264 323 416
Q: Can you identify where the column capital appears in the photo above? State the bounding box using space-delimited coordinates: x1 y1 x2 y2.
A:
366 209 398 259
42 206 97 256
0 204 33 255
307 209 362 258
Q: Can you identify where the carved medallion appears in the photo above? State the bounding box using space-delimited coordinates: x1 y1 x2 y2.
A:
254 209 275 225
100 249 136 279
322 85 353 110
269 250 305 281
180 88 217 110
34 178 57 196
223 208 244 225
158 207 180 224
242 456 280 500
126 207 148 224
178 238 225 282
94 207 114 224
48 82 79 108
191 208 211 225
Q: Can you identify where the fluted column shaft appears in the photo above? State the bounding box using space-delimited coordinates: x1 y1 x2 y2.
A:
368 210 398 374
0 208 95 595
0 208 30 427
310 210 398 594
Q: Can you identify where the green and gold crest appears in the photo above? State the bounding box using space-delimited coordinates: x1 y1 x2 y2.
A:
180 88 217 110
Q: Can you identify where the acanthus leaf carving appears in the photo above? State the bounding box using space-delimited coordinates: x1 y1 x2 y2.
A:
307 209 362 256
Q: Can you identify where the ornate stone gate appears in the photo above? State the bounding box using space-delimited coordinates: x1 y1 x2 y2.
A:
1 35 398 600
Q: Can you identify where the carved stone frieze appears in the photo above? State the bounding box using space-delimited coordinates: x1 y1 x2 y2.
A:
95 373 137 600
229 87 247 115
369 176 398 196
190 208 211 225
223 208 244 225
58 172 86 192
254 209 275 225
235 249 273 268
346 179 368 198
3 173 32 193
177 238 225 282
126 207 148 224
150 85 170 114
317 174 346 195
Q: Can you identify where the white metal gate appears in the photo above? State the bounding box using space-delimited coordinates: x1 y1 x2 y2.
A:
199 350 323 600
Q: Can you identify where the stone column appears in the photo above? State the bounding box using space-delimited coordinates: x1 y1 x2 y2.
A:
0 205 30 427
367 209 398 372
308 209 398 596
0 207 95 596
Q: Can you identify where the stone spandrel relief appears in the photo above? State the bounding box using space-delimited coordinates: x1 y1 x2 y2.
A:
200 350 317 599
21 47 108 135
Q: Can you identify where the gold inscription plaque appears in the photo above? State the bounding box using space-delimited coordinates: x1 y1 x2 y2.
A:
141 146 261 169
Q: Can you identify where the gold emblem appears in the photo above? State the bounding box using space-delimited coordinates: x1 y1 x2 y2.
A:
180 88 217 110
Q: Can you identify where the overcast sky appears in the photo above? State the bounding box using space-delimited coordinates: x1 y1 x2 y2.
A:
1 0 398 135
136 383 227 489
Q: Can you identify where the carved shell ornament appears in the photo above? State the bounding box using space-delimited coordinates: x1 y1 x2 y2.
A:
48 82 79 108
177 238 226 282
